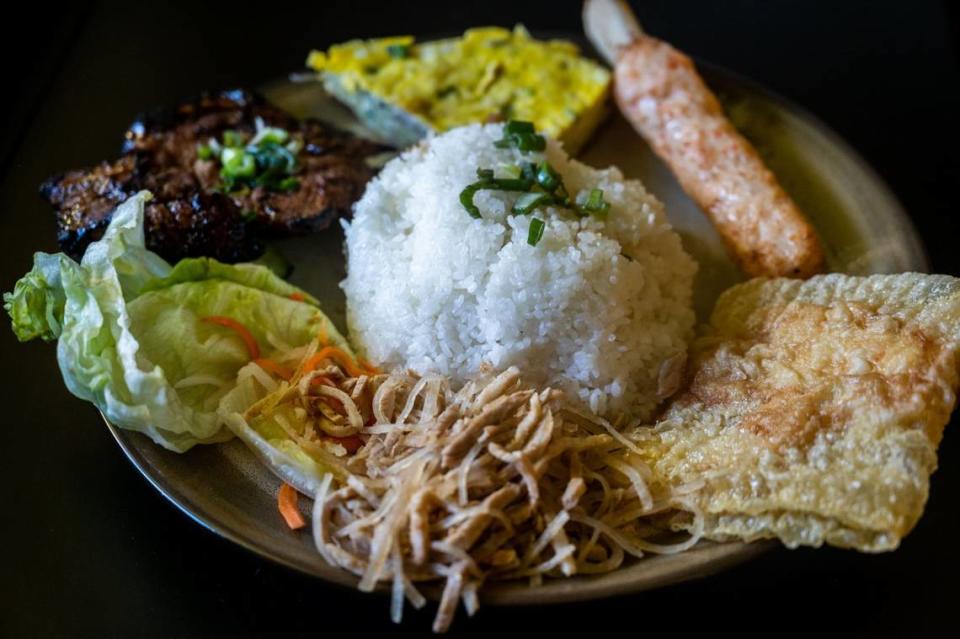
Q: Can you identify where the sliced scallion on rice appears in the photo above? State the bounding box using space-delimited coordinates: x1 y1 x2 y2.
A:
527 217 545 246
514 192 553 216
494 120 546 153
580 188 611 218
457 122 612 234
535 161 561 192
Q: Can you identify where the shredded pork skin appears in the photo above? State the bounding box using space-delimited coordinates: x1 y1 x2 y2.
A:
243 344 702 632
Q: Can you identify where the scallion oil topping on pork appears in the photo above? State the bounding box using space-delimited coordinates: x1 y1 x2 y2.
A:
41 89 382 263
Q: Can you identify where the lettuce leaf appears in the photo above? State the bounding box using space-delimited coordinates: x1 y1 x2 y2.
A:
139 256 318 305
217 330 355 493
4 191 333 452
219 378 339 495
4 252 67 342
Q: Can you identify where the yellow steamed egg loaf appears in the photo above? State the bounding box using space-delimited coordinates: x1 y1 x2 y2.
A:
307 26 611 153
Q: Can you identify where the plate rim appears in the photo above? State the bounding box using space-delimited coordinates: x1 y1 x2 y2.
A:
103 59 928 605
105 418 779 604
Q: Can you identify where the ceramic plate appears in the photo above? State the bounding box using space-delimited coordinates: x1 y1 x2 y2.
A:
106 62 927 605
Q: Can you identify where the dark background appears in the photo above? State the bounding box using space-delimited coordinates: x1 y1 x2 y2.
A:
2 0 958 636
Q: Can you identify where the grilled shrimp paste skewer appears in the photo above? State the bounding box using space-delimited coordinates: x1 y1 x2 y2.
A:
584 0 824 278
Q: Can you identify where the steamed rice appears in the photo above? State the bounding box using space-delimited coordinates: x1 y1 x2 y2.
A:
341 123 696 419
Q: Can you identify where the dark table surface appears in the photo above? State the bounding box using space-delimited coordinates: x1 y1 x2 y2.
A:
2 1 959 636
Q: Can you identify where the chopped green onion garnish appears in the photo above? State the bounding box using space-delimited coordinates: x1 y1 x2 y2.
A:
459 183 485 219
536 162 560 192
580 188 611 218
494 134 546 153
210 122 301 192
285 138 303 155
277 177 300 192
504 120 535 136
499 164 522 179
220 148 256 178
495 178 534 191
220 147 240 164
459 124 609 242
251 141 297 177
222 130 244 148
494 120 546 154
527 218 545 246
520 135 546 152
459 173 534 219
240 210 258 222
386 44 410 59
520 162 538 183
250 117 292 147
251 126 289 146
513 192 553 215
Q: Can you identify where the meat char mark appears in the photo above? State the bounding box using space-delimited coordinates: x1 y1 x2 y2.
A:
40 156 136 259
40 155 262 263
122 88 381 236
42 88 381 263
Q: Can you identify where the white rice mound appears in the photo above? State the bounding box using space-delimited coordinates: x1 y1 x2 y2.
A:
341 123 697 419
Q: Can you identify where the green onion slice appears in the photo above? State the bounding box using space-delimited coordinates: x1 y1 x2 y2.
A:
251 141 297 176
222 130 244 148
459 183 485 218
251 126 289 146
527 218 546 246
504 120 535 136
499 164 522 179
285 138 303 155
220 148 256 178
520 162 538 183
494 120 546 154
459 172 534 218
491 178 533 191
513 192 553 215
460 123 607 242
580 188 611 218
277 177 300 192
536 161 560 192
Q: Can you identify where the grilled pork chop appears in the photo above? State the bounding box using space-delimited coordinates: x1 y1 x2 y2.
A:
41 89 381 262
